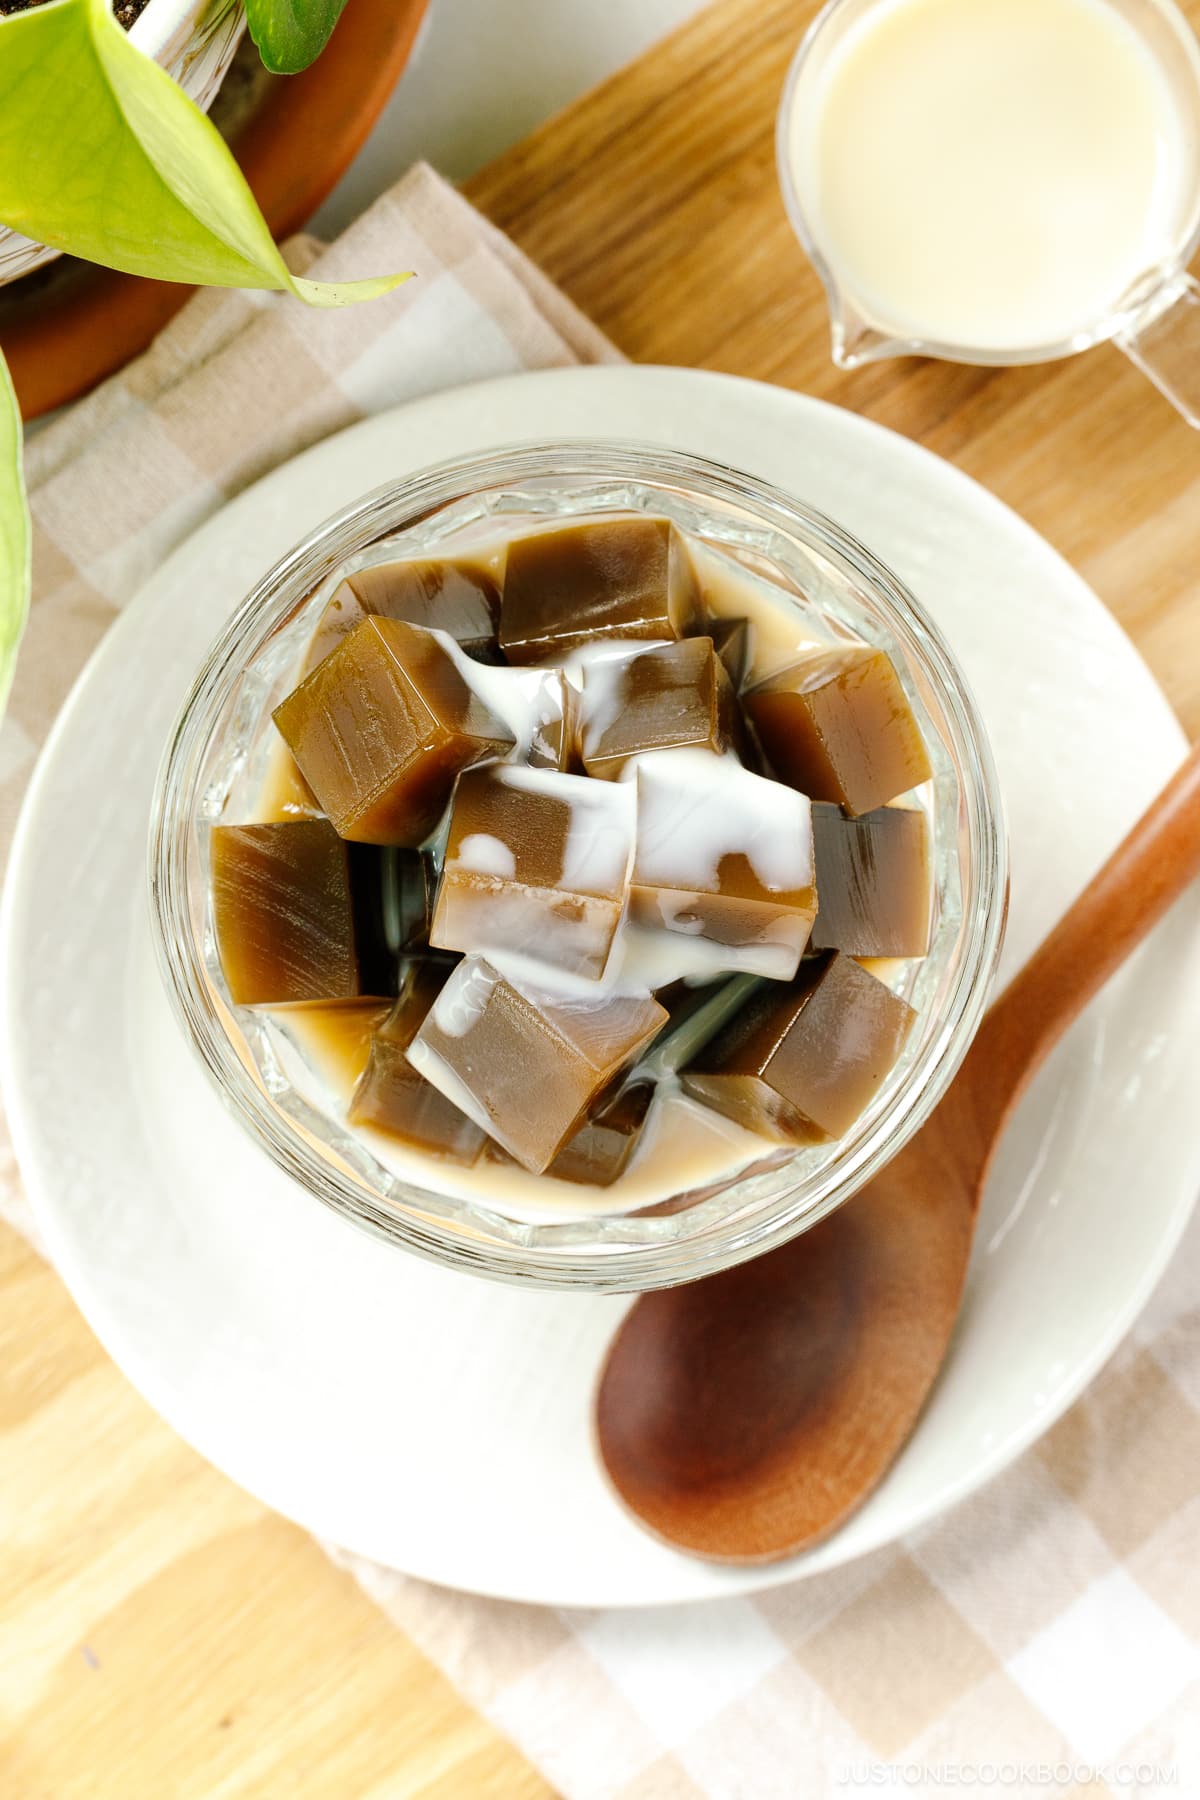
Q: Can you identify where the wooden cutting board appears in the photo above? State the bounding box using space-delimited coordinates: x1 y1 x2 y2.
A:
4 1 1198 1796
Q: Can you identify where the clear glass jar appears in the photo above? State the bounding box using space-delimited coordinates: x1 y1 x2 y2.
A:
149 442 1007 1292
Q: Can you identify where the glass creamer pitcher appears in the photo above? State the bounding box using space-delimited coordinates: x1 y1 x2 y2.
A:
777 0 1200 426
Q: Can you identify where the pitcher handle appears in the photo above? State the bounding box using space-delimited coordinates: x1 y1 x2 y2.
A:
1117 270 1200 429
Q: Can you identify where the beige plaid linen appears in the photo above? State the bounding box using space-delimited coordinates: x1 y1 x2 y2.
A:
2 165 1198 1800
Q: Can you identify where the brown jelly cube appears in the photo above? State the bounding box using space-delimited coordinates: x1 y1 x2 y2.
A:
708 616 752 691
304 557 501 672
376 845 436 954
629 751 817 980
680 951 915 1144
274 998 393 1097
745 644 932 815
546 1077 655 1187
273 617 514 845
481 1074 655 1185
431 764 634 978
349 964 487 1163
578 638 738 780
338 844 445 997
811 804 932 957
408 958 667 1173
255 736 324 822
512 667 577 770
341 845 401 997
353 1035 485 1161
498 517 700 664
211 819 363 1006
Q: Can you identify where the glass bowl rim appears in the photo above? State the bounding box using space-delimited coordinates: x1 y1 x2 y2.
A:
148 438 1008 1292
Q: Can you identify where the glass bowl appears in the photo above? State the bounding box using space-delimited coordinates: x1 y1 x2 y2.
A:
149 441 1007 1292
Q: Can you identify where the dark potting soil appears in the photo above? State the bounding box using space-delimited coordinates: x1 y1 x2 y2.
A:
0 0 151 19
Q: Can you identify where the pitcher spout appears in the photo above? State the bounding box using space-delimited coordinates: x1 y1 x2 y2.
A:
829 293 899 369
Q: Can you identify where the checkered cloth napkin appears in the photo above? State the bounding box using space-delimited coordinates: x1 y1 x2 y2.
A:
3 165 1199 1800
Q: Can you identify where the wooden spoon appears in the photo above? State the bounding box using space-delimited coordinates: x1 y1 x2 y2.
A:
596 743 1200 1563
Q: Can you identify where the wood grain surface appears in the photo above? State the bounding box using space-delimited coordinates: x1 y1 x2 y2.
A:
4 0 1199 1793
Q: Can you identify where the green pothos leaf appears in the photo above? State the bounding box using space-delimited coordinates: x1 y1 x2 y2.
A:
0 0 411 713
0 348 31 721
245 0 350 75
0 0 409 306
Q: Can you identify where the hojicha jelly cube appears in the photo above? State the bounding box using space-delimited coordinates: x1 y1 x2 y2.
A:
345 845 451 990
578 637 739 780
680 951 915 1144
511 667 577 770
745 643 932 815
629 750 817 980
254 736 324 822
478 1074 656 1186
304 557 501 673
273 617 515 845
273 998 394 1098
211 819 364 1006
498 517 700 664
708 616 753 692
408 957 667 1173
349 963 487 1163
810 803 932 957
431 764 635 978
342 844 408 996
546 1076 655 1187
376 845 437 955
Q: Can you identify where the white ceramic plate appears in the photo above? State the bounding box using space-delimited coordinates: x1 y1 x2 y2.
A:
4 367 1198 1608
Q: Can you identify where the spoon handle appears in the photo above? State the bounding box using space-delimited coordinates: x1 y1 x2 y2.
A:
970 740 1200 1140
